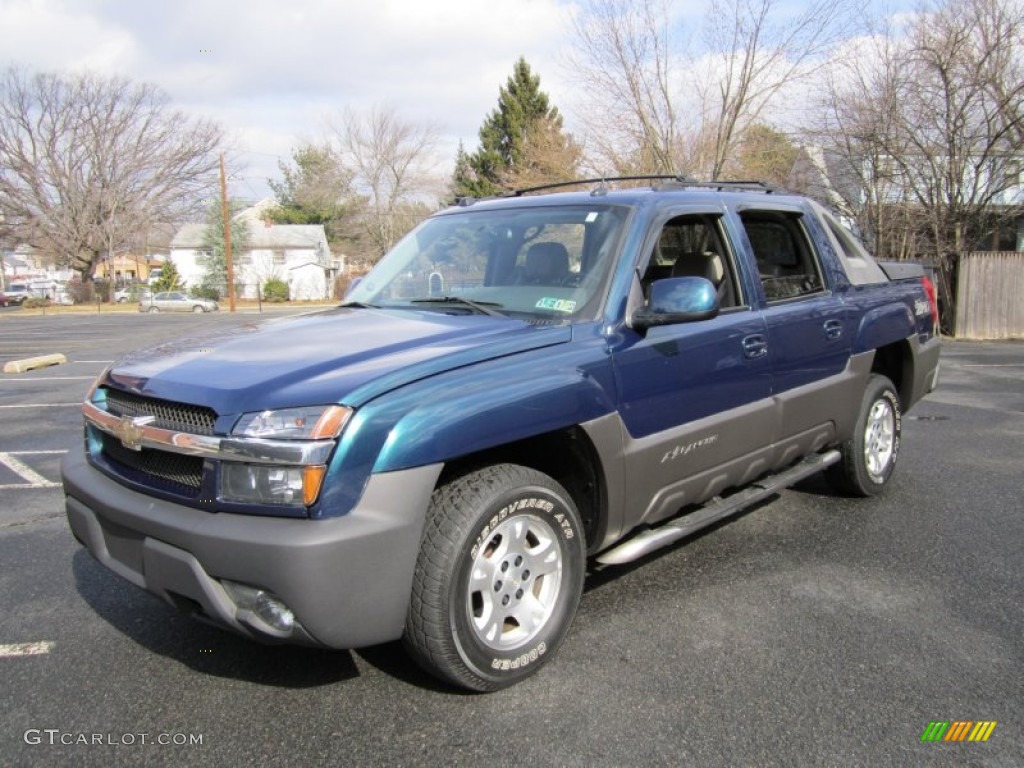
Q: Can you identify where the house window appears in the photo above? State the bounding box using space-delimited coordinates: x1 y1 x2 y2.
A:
273 250 286 265
236 254 252 266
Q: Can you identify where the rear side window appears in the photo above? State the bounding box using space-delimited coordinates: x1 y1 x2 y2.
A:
818 210 889 285
739 211 826 302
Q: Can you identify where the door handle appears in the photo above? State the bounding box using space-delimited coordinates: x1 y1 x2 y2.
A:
742 334 768 359
823 319 843 340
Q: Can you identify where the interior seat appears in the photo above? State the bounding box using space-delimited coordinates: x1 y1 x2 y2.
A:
519 242 571 285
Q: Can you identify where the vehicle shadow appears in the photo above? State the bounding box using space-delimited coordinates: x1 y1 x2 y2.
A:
72 549 360 688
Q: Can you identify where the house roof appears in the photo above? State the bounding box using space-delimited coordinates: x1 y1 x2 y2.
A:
170 222 329 251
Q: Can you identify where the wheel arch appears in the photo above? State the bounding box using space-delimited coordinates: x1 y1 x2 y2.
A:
438 425 608 553
868 340 913 408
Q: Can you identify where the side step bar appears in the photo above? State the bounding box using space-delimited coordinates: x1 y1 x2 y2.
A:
595 450 841 566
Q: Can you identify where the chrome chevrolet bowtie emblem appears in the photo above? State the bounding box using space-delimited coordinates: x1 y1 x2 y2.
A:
115 415 155 451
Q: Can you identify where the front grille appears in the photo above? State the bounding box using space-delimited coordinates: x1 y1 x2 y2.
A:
101 434 204 497
103 388 217 435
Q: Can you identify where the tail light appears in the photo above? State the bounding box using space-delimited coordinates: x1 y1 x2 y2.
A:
922 275 939 332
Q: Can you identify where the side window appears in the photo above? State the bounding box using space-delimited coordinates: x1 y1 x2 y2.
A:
740 212 825 302
640 214 743 308
819 211 888 285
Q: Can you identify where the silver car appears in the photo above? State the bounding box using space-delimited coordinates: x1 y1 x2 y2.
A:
139 291 218 313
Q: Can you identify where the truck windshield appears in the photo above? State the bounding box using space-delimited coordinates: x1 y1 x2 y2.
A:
346 203 629 323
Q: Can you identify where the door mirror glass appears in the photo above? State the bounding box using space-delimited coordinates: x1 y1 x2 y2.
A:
631 276 719 331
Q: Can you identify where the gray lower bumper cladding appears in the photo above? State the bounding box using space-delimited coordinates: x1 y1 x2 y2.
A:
61 443 442 649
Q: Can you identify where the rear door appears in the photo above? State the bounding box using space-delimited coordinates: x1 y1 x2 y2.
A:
733 206 853 448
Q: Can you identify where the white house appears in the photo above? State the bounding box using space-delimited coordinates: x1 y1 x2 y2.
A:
169 200 340 300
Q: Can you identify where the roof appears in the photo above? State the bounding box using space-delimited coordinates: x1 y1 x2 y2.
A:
439 183 808 217
170 222 328 251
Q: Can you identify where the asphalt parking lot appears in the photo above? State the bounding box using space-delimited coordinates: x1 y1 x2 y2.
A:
1 310 1021 767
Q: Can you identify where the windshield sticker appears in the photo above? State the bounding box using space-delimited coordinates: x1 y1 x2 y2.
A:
586 212 599 223
535 297 577 313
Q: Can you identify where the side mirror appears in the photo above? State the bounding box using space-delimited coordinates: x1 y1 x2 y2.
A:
631 276 719 331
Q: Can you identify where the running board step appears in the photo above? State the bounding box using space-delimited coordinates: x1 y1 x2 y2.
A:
595 450 841 566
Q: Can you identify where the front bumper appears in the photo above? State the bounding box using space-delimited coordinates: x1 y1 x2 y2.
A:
62 442 442 648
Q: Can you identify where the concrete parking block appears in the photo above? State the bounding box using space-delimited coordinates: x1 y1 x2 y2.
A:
3 353 67 373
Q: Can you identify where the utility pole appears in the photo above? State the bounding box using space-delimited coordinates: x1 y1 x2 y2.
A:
219 152 236 312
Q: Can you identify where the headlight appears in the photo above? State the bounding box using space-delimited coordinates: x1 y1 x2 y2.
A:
232 405 351 439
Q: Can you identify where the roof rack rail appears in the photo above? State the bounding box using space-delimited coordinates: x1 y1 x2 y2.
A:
684 180 787 194
513 175 689 196
452 177 786 206
510 176 787 196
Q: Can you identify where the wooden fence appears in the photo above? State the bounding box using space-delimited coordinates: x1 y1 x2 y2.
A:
955 251 1024 340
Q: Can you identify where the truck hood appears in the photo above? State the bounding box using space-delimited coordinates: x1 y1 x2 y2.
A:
105 307 570 417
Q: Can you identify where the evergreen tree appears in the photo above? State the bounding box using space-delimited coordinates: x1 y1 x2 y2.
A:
451 141 478 199
151 257 183 292
454 58 577 198
200 199 249 299
267 143 354 240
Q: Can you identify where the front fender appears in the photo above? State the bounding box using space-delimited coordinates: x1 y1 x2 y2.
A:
372 368 616 473
315 331 618 519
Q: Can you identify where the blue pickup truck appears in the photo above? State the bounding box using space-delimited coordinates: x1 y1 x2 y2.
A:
62 179 941 691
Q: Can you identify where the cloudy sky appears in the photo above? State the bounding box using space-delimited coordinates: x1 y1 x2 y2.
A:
1 0 912 201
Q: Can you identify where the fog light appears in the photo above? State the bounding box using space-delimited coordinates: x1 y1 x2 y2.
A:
254 591 295 632
222 581 295 633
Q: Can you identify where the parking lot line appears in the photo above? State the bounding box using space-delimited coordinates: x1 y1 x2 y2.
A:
0 376 95 381
0 642 54 658
0 404 80 408
0 452 63 488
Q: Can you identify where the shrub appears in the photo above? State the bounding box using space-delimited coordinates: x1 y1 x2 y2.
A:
23 297 51 309
263 277 289 302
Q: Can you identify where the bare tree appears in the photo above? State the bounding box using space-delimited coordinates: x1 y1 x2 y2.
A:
0 67 223 278
567 0 850 178
697 0 847 178
328 106 440 258
567 0 681 174
813 22 917 257
818 0 1024 259
893 0 1024 256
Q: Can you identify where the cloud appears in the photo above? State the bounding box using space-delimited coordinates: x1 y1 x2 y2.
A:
1 0 576 197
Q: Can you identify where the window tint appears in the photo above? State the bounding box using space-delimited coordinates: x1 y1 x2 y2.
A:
740 212 825 302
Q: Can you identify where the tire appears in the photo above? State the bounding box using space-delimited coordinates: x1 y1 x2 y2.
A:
827 374 902 496
193 305 204 313
404 464 586 691
148 306 159 313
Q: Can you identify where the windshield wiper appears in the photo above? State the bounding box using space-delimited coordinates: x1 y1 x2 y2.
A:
409 296 506 317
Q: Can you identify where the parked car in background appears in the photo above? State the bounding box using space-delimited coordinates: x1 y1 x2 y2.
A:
115 284 150 303
1 283 30 306
139 291 218 313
